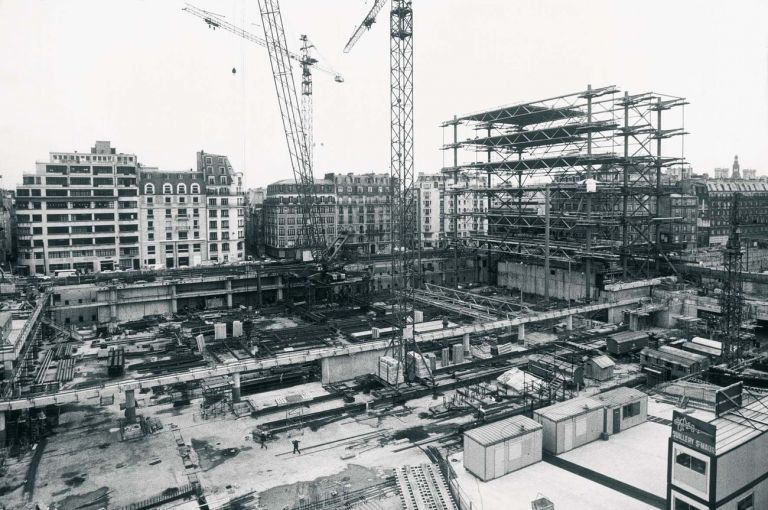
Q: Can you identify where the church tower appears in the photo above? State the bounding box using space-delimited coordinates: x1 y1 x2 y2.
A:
732 155 741 179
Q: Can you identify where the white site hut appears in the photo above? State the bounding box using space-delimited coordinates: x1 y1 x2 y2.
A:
534 396 604 454
592 386 648 434
463 415 543 481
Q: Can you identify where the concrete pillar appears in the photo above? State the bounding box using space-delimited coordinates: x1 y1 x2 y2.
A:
225 279 233 308
414 310 424 323
109 287 118 323
0 410 5 445
463 333 470 355
566 315 573 331
518 323 526 343
256 272 263 306
4 360 13 380
171 284 178 314
452 343 464 364
232 372 241 403
232 320 243 338
441 347 450 367
125 389 136 424
277 276 284 301
371 327 380 339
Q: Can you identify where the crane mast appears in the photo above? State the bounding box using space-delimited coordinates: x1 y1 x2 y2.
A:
719 192 745 362
258 0 324 259
389 1 418 386
344 0 423 390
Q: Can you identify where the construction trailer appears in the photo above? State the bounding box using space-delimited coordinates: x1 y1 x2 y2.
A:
591 387 648 435
463 415 543 481
534 396 605 455
640 345 708 381
680 340 722 360
606 330 649 356
585 354 615 381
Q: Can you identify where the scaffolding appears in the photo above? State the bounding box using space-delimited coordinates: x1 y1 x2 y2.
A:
442 85 687 299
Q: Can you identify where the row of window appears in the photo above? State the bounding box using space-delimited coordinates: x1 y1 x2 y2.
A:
145 183 201 195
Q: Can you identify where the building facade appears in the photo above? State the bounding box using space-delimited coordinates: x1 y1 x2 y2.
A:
199 151 246 264
16 142 245 274
682 179 768 247
245 188 265 258
139 168 206 268
658 194 698 250
417 172 488 249
0 191 16 268
327 172 391 255
16 141 141 275
260 172 488 259
263 179 337 259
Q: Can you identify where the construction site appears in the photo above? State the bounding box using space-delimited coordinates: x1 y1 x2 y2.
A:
2 2 768 510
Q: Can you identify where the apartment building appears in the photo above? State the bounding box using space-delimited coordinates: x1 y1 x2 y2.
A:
681 179 768 247
198 151 246 264
16 142 245 274
263 179 337 259
417 172 488 249
0 191 16 268
245 188 266 258
417 173 446 249
16 141 141 275
139 168 206 268
327 172 391 255
658 194 698 249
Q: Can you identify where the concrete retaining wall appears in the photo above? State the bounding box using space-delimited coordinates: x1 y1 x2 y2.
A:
497 261 595 301
320 346 388 384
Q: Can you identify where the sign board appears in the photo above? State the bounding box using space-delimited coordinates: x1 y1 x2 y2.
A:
672 411 716 456
715 382 743 417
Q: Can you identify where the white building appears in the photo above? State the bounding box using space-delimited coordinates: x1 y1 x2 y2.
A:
198 151 246 264
417 172 488 249
16 141 141 274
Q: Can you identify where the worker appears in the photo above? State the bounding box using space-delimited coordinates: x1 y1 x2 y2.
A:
292 439 301 454
259 431 268 449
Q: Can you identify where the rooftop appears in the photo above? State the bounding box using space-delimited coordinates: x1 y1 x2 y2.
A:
610 330 649 343
641 346 707 366
712 395 768 454
592 386 647 408
590 355 616 369
464 414 542 447
534 395 604 422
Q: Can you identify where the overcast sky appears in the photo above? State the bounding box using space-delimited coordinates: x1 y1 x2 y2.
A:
1 0 767 189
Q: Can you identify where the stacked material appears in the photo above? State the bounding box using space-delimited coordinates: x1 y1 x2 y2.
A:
452 344 465 364
496 367 546 396
496 342 514 355
195 334 206 353
378 356 403 385
396 464 456 510
471 343 492 359
441 348 450 367
232 320 243 338
214 322 227 340
407 352 433 380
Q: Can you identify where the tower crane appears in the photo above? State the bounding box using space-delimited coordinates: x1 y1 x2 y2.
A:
344 1 424 391
183 2 344 261
719 192 745 362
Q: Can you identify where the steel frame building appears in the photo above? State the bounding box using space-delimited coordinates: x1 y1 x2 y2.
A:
441 85 687 296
